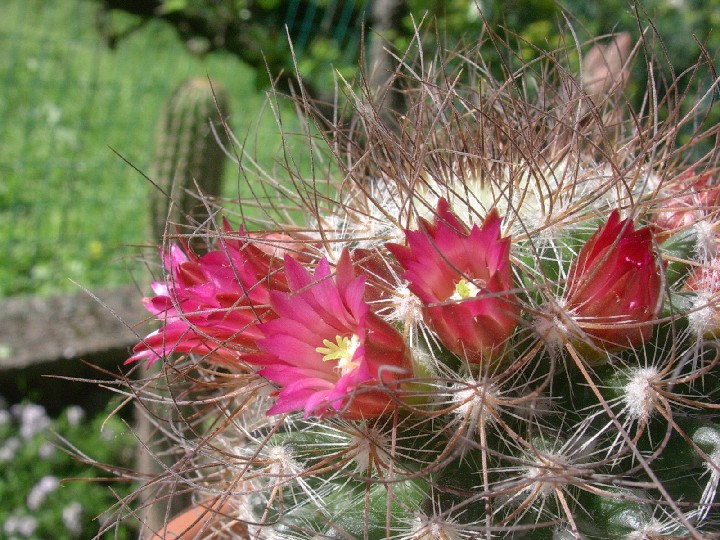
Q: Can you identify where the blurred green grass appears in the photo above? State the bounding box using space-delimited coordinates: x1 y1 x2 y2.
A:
0 0 293 297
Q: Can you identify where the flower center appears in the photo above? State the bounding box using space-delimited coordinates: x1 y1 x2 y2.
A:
316 334 361 374
450 278 481 300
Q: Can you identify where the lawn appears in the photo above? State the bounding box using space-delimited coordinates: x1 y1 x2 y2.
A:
0 0 298 297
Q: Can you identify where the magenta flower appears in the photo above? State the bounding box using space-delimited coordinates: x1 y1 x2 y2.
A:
564 210 662 350
247 250 411 419
386 199 519 364
127 220 287 367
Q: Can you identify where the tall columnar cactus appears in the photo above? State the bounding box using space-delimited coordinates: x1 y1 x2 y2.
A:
123 29 720 540
148 77 231 242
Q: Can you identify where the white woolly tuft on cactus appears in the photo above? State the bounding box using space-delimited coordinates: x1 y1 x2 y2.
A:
623 367 659 422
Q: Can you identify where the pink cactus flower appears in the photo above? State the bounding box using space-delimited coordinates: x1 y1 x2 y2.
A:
564 210 662 350
127 220 287 367
248 250 412 419
653 169 720 241
386 199 519 364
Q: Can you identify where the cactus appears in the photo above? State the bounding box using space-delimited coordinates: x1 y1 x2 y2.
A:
122 28 720 540
148 76 230 242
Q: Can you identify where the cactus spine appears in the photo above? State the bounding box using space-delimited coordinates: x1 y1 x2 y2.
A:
148 77 230 242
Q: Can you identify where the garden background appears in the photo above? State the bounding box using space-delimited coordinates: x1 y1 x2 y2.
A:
0 0 718 538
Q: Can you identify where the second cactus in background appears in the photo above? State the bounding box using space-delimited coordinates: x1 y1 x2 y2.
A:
148 77 231 243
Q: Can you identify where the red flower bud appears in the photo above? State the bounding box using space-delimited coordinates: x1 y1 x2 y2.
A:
564 210 662 350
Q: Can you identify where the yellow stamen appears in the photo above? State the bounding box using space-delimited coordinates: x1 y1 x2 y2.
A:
316 334 361 374
451 278 481 300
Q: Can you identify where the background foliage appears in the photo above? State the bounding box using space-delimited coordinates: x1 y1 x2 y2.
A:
0 400 137 539
2 0 718 298
97 0 720 98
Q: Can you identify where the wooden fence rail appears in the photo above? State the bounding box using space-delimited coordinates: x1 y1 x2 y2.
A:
0 285 150 409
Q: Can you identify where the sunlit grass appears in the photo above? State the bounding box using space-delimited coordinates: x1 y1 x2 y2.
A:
0 0 298 297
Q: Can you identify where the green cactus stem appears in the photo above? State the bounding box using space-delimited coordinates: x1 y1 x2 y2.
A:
148 76 231 242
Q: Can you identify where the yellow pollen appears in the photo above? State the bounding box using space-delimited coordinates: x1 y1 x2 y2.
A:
451 278 481 300
316 334 361 374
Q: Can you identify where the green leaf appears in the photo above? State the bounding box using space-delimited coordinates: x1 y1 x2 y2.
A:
160 0 189 14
